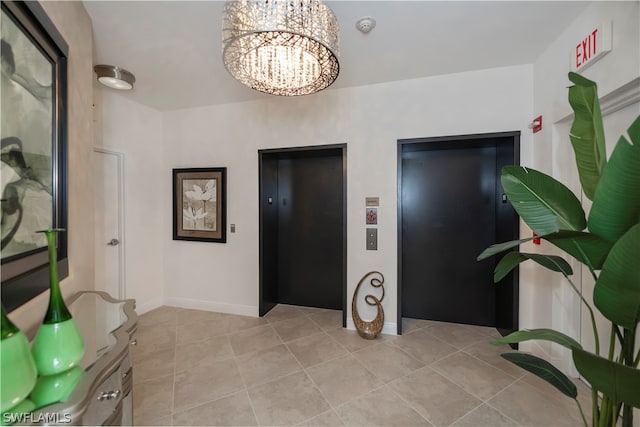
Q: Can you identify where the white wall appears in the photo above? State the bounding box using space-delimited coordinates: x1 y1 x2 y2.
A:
162 64 534 331
93 89 165 314
529 1 640 371
9 2 95 332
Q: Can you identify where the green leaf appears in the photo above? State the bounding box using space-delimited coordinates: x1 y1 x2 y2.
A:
492 328 582 350
544 231 613 270
572 347 640 407
501 166 586 235
568 72 607 200
593 224 640 329
477 237 536 261
494 252 573 282
501 353 577 399
588 116 640 242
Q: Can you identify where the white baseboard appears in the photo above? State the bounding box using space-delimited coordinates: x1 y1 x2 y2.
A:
135 297 164 316
345 317 398 336
164 297 258 317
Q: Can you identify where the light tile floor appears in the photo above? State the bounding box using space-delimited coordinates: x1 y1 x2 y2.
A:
132 305 592 426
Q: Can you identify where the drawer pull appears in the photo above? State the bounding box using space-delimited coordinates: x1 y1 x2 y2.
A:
130 339 138 346
122 369 131 380
97 390 121 401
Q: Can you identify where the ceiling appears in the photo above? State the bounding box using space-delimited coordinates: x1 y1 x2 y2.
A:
84 1 591 112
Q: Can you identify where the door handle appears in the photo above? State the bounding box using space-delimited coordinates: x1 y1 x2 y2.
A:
107 238 120 246
97 390 121 401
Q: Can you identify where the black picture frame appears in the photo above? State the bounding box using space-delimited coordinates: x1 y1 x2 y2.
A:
1 1 68 312
173 168 227 243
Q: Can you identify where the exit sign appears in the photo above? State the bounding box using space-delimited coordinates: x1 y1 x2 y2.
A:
571 21 612 72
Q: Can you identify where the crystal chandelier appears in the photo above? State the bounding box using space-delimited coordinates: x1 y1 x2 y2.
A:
222 0 340 96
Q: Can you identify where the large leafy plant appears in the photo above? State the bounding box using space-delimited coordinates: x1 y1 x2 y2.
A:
478 72 640 427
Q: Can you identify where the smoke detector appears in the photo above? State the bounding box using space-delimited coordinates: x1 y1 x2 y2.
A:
356 16 376 34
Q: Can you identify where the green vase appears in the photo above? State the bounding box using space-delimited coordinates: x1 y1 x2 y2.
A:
0 307 37 413
29 366 84 408
1 398 35 426
31 230 84 376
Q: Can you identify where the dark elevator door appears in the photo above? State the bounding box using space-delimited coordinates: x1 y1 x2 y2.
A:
260 148 344 314
277 155 343 309
400 137 518 328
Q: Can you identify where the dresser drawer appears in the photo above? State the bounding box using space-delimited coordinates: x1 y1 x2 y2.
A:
82 368 122 425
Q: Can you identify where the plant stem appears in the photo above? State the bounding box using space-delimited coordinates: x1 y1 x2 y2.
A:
592 389 599 427
614 402 622 427
575 242 599 283
599 396 609 427
608 324 616 361
565 272 602 426
613 325 624 345
621 329 635 427
634 348 640 367
575 398 588 427
565 274 600 355
624 328 637 365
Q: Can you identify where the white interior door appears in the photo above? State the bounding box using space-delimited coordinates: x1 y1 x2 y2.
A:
579 100 640 356
94 148 125 299
551 80 640 379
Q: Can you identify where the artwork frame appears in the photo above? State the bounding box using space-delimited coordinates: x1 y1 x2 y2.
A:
1 1 69 312
173 168 227 243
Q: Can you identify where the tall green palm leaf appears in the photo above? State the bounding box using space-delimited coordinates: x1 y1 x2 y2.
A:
567 72 607 201
501 166 586 235
588 116 640 243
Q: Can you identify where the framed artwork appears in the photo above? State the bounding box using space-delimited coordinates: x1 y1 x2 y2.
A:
173 168 227 243
1 1 69 312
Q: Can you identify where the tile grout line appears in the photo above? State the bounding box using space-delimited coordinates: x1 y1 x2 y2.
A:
330 383 389 426
299 362 340 418
348 344 388 387
236 316 309 394
483 400 524 427
481 378 527 427
354 340 427 378
238 368 261 427
446 401 487 426
420 325 487 352
169 336 244 417
460 346 527 380
386 383 436 426
296 330 364 418
428 356 519 404
285 329 350 368
287 312 404 423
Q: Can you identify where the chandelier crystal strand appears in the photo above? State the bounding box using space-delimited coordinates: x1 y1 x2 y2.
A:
222 0 339 96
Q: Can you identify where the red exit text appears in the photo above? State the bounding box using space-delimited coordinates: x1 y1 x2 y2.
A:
571 22 612 72
576 29 598 69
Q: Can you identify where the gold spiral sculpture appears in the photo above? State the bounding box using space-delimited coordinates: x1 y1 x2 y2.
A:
352 271 385 339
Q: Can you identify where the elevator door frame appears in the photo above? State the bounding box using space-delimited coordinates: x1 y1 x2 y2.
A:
397 131 520 335
258 144 347 327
